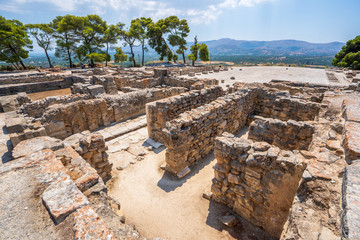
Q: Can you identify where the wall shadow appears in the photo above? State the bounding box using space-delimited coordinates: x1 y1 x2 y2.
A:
157 152 215 192
206 200 277 240
1 126 13 163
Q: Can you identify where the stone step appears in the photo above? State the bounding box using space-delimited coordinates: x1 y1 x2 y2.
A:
94 115 147 142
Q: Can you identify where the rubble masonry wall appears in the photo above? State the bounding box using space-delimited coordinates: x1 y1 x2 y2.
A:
211 134 307 238
162 88 258 176
254 89 321 121
248 116 315 150
146 86 224 143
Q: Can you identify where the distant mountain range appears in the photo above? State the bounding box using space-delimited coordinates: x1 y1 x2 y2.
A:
30 38 344 58
197 38 344 56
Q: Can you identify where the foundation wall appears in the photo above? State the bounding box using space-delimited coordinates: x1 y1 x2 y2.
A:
211 134 307 238
146 86 224 142
254 90 321 121
8 87 185 146
0 78 73 96
248 116 315 150
0 73 64 85
342 98 360 162
163 89 258 176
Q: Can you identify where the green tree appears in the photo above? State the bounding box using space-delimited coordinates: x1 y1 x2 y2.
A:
86 52 106 63
131 17 153 66
120 22 139 67
103 24 121 66
26 23 54 68
114 47 127 63
76 15 107 65
165 16 189 64
187 36 210 66
199 43 210 61
332 35 360 70
0 16 32 69
187 36 198 66
51 15 81 68
148 19 170 61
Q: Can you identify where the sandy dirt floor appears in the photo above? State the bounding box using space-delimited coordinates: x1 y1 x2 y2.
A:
27 88 72 101
107 126 273 240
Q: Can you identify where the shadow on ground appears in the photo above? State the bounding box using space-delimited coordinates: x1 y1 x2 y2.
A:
1 126 13 164
206 200 276 240
157 152 215 192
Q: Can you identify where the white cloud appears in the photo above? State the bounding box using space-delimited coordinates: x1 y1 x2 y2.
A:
219 0 275 8
186 5 221 24
219 0 238 8
1 0 278 26
238 0 275 7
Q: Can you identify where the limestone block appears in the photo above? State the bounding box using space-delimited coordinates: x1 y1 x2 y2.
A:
42 176 89 224
71 205 115 240
343 122 360 162
87 85 105 96
12 136 64 159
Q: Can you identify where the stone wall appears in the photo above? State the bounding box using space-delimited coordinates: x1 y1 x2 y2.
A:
211 134 307 238
146 86 224 142
4 136 143 239
91 75 118 94
64 132 112 181
248 116 315 150
342 98 360 162
7 87 185 145
0 73 64 85
21 94 93 118
0 78 73 96
342 160 360 239
162 88 258 177
254 89 321 121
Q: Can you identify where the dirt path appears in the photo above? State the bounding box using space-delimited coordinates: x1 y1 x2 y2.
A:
107 127 272 240
27 88 71 101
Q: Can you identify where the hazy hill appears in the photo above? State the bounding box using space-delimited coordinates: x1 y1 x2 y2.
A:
198 38 344 56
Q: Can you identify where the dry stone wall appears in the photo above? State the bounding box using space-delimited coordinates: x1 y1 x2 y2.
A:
64 132 112 181
254 89 321 121
248 116 315 150
342 98 360 162
162 88 258 176
0 73 64 85
7 87 185 145
146 86 224 142
211 134 307 238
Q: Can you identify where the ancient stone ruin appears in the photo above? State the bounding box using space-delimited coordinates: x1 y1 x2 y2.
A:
0 65 360 239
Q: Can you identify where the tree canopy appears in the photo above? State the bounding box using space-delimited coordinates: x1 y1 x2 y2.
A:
26 23 54 68
332 35 360 70
0 16 32 69
0 14 209 69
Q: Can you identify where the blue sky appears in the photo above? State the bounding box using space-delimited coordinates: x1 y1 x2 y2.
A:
1 0 359 44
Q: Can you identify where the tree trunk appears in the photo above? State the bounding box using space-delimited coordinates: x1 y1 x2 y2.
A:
67 48 73 68
130 45 136 67
11 62 19 70
142 44 145 66
8 44 26 69
182 52 186 64
192 60 195 66
105 43 109 67
45 49 53 68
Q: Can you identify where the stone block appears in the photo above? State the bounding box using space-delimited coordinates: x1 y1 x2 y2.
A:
87 85 105 96
12 136 64 159
72 205 115 240
342 160 360 239
42 176 90 224
343 122 360 162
